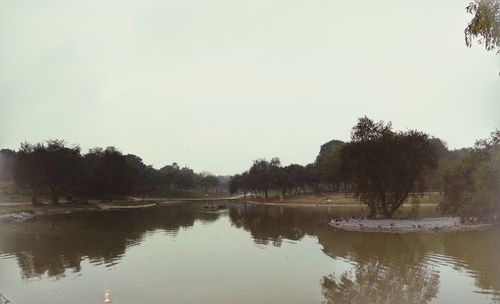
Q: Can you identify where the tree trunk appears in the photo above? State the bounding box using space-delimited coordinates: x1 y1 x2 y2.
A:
51 186 59 205
265 188 269 199
368 206 377 218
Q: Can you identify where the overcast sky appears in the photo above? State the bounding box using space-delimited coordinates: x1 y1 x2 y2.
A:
0 0 499 175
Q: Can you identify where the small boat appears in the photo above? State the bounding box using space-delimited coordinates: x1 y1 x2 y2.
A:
201 202 228 213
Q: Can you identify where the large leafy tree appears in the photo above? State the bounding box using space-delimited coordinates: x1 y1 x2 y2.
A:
160 163 196 191
248 158 281 199
229 172 251 198
341 117 437 218
315 144 346 191
81 147 135 199
280 164 307 196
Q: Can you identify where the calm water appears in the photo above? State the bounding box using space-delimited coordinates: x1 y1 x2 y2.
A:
0 204 499 304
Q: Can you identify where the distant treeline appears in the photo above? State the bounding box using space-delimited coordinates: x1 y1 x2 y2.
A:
0 116 498 219
229 117 499 219
0 142 226 204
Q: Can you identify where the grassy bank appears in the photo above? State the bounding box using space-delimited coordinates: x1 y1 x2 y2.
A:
242 192 443 206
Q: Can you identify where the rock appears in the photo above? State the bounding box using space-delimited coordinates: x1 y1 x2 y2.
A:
0 212 34 223
328 217 486 233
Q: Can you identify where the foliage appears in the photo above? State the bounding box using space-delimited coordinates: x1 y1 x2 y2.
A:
247 158 281 198
81 147 135 198
14 140 81 204
229 158 314 199
200 173 219 193
8 139 226 204
160 163 197 191
440 130 500 219
340 117 437 218
0 149 16 182
315 144 348 191
465 0 500 52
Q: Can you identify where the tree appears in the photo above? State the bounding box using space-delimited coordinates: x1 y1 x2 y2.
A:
229 174 242 195
160 163 195 191
465 0 500 52
81 147 134 200
0 149 16 182
14 140 82 205
440 130 500 220
425 139 473 194
13 143 44 204
341 117 437 218
229 172 251 198
315 144 346 191
280 164 307 196
200 173 219 193
177 167 195 191
304 163 321 193
248 158 281 198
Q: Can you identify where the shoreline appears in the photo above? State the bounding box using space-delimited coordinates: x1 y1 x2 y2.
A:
0 199 359 223
242 200 438 208
1 200 494 234
0 199 439 223
0 201 169 223
329 217 497 233
244 200 361 207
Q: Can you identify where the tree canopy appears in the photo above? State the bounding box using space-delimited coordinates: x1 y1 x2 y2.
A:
6 139 228 205
465 0 500 52
440 130 500 220
14 140 81 204
340 117 438 218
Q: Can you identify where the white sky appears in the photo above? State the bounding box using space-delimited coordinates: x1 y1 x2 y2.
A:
0 0 499 175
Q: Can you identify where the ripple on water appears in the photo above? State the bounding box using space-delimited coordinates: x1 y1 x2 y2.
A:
423 251 493 281
88 254 124 267
0 252 16 260
422 252 468 268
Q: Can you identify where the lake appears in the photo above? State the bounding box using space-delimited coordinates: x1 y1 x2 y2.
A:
0 203 499 303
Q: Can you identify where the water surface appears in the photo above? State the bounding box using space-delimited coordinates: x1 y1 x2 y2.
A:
0 204 498 303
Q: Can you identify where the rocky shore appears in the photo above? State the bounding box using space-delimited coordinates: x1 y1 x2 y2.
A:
329 217 495 233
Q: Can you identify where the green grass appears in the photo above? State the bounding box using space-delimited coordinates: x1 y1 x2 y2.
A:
139 189 230 199
104 200 155 206
246 192 443 205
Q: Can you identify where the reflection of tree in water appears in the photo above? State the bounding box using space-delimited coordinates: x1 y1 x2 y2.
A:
0 205 199 279
319 228 500 303
321 260 439 304
228 205 335 246
227 205 446 303
196 210 224 224
318 232 440 304
2 203 498 303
